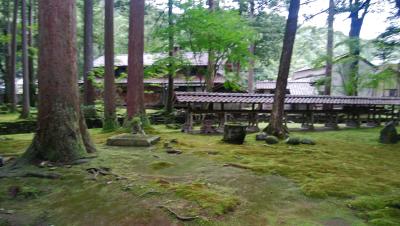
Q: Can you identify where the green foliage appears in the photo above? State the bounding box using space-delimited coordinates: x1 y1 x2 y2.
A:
103 117 119 132
143 55 191 78
174 7 256 71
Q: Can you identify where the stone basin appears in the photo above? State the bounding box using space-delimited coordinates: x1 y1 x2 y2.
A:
106 133 160 147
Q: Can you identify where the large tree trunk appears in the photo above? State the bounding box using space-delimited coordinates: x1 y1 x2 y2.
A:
83 0 96 106
1 0 11 105
126 0 145 119
28 0 36 107
324 0 335 95
20 0 31 119
265 0 300 138
21 0 95 164
9 0 18 112
248 0 255 93
347 0 371 96
165 0 174 114
103 0 118 130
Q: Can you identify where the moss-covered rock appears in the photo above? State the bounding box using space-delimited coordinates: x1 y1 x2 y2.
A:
286 137 301 145
255 133 267 141
380 122 398 144
265 136 279 144
301 138 316 145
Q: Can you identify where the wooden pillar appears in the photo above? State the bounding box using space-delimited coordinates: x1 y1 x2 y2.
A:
391 105 395 120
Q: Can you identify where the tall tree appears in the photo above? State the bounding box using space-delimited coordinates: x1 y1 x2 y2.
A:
28 0 36 107
21 0 95 163
206 0 216 92
248 0 255 93
9 0 18 112
165 0 175 113
126 0 145 119
347 0 371 96
20 0 31 118
83 0 96 106
265 0 300 138
325 0 335 95
0 0 11 106
103 0 118 130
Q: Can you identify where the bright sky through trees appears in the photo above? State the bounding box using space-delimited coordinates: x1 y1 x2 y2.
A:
151 0 395 40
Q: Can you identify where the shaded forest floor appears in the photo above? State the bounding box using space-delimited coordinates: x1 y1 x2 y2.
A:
0 123 400 225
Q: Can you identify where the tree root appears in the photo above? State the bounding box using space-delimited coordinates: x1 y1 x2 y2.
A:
223 163 253 170
85 167 127 180
0 172 62 179
138 190 162 197
157 205 199 221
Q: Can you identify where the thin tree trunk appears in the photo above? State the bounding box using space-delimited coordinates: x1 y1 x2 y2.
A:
28 0 35 107
165 0 174 114
266 0 300 138
20 0 31 119
324 0 335 95
83 0 96 106
103 0 118 130
9 0 18 112
248 0 255 93
206 0 217 92
347 0 371 96
127 0 145 119
21 0 95 164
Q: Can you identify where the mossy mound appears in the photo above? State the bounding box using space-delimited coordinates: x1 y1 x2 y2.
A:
301 138 316 145
158 181 240 216
285 137 301 145
149 161 175 170
265 136 279 144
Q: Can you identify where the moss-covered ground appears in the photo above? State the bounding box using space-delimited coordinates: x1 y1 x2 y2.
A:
0 120 399 225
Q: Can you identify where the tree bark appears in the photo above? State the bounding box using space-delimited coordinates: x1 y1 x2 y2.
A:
266 0 300 138
127 0 145 119
20 0 31 119
9 0 18 112
324 0 335 96
248 0 255 93
28 0 36 107
206 0 217 92
1 0 11 105
103 0 118 130
21 0 96 164
165 0 174 114
347 0 371 96
83 0 96 106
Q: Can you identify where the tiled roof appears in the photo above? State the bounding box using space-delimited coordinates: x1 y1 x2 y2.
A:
256 81 318 95
145 75 225 85
80 75 225 86
94 52 210 67
175 92 400 105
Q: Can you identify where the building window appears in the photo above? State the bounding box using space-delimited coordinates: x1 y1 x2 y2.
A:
383 89 398 97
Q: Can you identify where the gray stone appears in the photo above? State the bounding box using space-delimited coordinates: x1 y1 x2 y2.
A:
223 124 247 144
256 133 267 141
380 122 399 144
246 126 260 133
106 133 160 147
265 136 279 145
286 137 301 145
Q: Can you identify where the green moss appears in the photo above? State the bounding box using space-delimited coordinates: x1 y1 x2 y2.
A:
162 182 240 216
102 117 120 132
149 161 174 170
